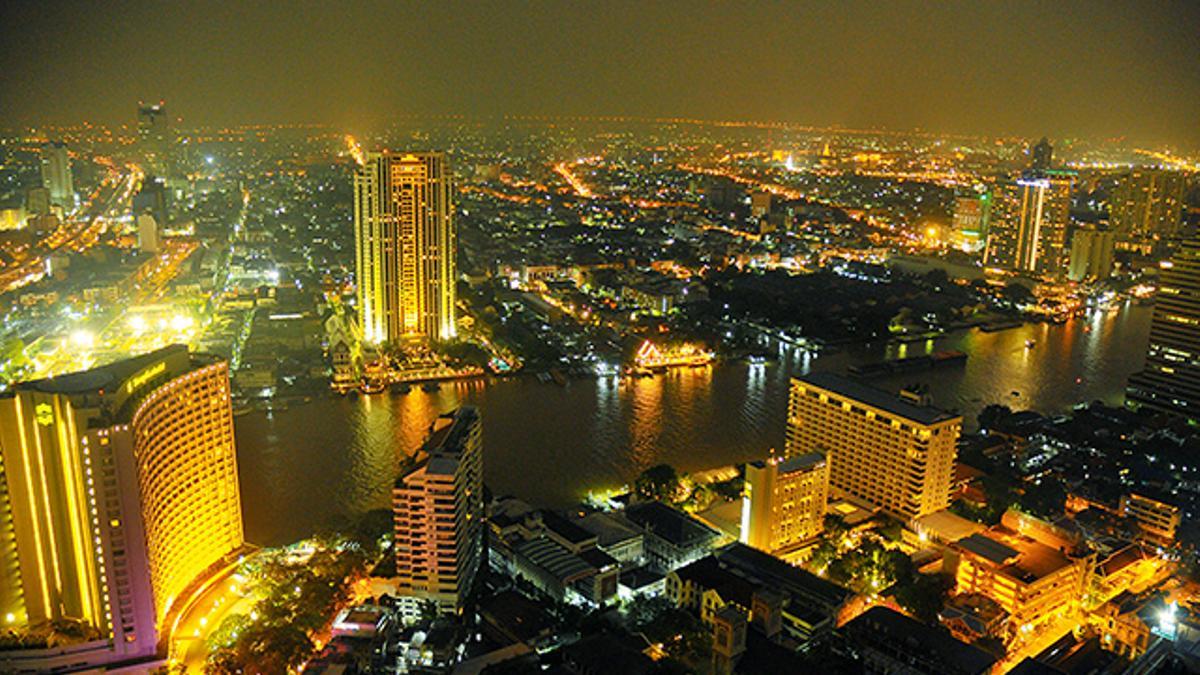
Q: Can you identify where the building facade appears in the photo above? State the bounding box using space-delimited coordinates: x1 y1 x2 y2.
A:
1110 169 1186 251
741 453 828 556
1068 227 1116 282
393 407 484 617
137 101 174 178
785 373 960 520
1127 238 1200 420
40 141 74 209
984 170 1074 277
354 151 457 344
0 345 243 671
952 191 992 252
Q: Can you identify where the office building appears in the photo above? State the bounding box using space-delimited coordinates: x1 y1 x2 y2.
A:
741 453 828 556
40 141 74 209
137 101 174 178
1127 237 1200 420
25 186 51 217
984 170 1074 277
952 191 992 252
1110 169 1186 250
133 176 169 226
785 373 960 520
355 151 457 344
1119 492 1181 546
1068 227 1115 282
393 407 484 617
749 190 772 218
0 346 243 671
1031 137 1053 171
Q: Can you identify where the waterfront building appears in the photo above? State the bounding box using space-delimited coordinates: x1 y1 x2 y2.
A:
1110 169 1186 251
1127 237 1200 420
354 151 457 344
741 452 828 557
1068 226 1116 282
952 191 992 252
40 141 74 209
0 345 243 671
393 407 483 617
984 170 1074 277
785 373 960 520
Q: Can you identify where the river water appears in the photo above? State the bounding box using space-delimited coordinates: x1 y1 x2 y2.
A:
235 303 1152 546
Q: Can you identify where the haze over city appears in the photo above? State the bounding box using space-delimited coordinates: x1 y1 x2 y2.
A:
2 1 1200 145
2 3 1200 674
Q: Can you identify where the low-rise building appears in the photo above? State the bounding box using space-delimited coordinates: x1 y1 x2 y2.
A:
842 606 998 675
623 501 720 572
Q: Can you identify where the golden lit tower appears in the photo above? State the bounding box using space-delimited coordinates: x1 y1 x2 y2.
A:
355 151 457 344
984 170 1074 277
785 373 960 520
0 345 243 671
1110 169 1186 251
393 407 484 617
1127 237 1200 420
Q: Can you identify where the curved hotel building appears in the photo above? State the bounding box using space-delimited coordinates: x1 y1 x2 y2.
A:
0 345 243 672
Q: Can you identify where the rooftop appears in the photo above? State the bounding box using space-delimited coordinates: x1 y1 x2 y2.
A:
624 501 718 548
797 371 959 426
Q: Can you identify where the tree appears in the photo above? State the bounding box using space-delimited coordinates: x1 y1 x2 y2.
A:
1001 282 1034 306
634 464 681 502
893 573 951 623
977 404 1012 431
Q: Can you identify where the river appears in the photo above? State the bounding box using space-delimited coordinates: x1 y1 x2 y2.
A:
234 302 1152 546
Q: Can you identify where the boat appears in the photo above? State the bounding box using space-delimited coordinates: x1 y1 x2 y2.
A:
536 372 553 384
979 320 1023 333
421 381 440 392
390 382 412 395
848 350 967 378
550 369 568 386
1025 339 1036 349
361 381 385 395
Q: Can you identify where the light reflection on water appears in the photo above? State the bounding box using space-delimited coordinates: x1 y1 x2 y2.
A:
235 304 1152 546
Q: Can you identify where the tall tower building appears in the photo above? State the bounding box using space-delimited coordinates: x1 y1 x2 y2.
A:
40 141 74 209
1031 137 1053 171
137 101 174 178
1110 169 1186 250
393 407 483 617
355 151 457 344
741 452 828 557
952 190 992 252
1127 238 1200 420
984 170 1074 277
785 373 960 520
0 345 243 671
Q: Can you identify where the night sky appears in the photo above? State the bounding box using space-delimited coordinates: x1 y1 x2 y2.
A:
2 1 1198 145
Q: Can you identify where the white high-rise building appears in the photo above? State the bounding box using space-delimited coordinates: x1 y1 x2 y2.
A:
40 141 74 210
393 407 483 617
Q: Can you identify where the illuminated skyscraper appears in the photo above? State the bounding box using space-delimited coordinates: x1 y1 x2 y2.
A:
741 452 828 557
355 151 457 344
0 345 243 670
952 190 992 252
1127 238 1200 420
785 373 960 520
984 170 1074 277
40 141 74 209
393 407 483 617
1110 169 1186 251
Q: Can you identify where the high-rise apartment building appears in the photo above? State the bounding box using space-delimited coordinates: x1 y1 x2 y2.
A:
40 141 74 209
785 373 960 520
0 345 243 671
393 407 484 617
355 151 457 344
1110 169 1186 250
741 452 828 557
1127 237 1200 420
984 170 1074 277
1067 227 1115 282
